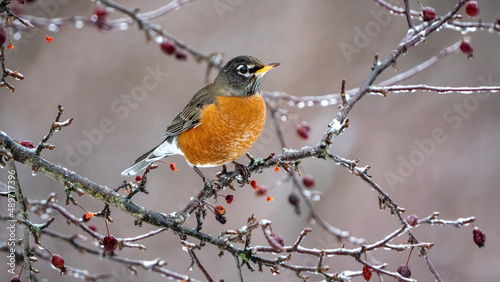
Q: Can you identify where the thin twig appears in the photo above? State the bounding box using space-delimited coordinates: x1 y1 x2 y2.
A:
371 84 500 95
403 0 415 29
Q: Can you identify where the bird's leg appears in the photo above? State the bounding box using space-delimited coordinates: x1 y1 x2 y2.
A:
232 161 251 186
192 166 222 192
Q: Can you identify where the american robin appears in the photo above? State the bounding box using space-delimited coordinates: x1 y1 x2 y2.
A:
121 55 279 177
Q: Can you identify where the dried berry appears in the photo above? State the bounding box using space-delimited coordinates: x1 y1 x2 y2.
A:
160 40 176 55
465 1 479 18
103 235 118 253
460 39 473 58
175 50 187 61
225 194 234 204
362 265 372 281
214 205 226 216
288 193 299 206
302 174 315 188
51 254 65 269
397 265 411 280
169 163 177 171
216 214 227 224
422 6 436 21
271 234 284 247
20 140 35 149
296 121 310 139
406 214 418 227
88 225 97 232
473 227 485 248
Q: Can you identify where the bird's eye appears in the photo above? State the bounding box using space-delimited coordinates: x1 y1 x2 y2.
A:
237 65 248 75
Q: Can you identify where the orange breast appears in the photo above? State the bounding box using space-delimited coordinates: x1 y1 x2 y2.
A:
177 94 266 167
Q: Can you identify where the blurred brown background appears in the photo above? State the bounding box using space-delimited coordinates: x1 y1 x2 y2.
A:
1 0 499 281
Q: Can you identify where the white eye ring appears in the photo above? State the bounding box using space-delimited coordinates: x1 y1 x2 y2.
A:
237 64 249 75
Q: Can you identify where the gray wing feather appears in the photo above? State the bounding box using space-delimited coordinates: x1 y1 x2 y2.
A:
162 85 217 139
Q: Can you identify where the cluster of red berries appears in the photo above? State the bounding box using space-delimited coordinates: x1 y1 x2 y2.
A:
160 39 187 61
214 205 226 224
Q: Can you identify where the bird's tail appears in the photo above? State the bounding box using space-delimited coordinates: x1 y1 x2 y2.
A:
121 138 182 176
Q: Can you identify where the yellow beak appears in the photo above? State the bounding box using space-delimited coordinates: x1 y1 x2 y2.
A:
255 62 280 76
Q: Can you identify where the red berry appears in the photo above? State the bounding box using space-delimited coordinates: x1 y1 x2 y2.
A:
82 213 91 222
160 40 176 55
175 50 187 61
397 265 411 280
88 225 97 232
302 174 315 188
51 254 65 269
135 175 142 182
473 227 485 248
103 235 118 252
497 17 500 26
465 1 479 18
422 6 436 21
362 265 372 281
20 140 35 149
406 214 418 227
460 39 473 58
94 6 107 18
225 194 234 204
288 193 299 206
296 121 310 139
251 180 258 189
10 275 21 282
271 234 284 247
